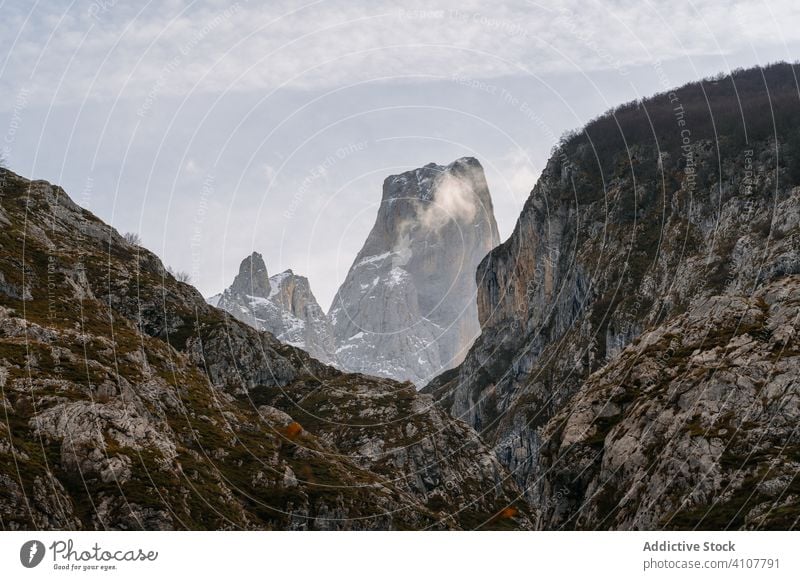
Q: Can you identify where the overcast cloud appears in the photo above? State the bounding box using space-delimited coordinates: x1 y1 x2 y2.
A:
2 0 799 308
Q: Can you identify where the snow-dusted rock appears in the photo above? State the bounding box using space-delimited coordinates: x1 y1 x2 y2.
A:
210 252 336 365
329 157 500 386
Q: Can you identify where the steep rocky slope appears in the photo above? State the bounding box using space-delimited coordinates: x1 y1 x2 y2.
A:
330 157 500 386
210 253 336 365
426 63 800 527
0 169 528 530
535 275 800 530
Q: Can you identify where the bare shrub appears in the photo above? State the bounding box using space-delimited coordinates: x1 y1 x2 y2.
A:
123 232 142 245
167 266 191 283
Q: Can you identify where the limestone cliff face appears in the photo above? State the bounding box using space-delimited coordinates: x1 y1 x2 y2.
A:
425 63 800 528
0 168 529 530
329 157 500 386
211 254 336 365
537 276 800 530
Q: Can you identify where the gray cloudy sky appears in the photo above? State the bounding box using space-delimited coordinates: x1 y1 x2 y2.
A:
2 0 799 309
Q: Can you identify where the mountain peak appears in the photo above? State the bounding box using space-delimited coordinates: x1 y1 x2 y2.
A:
450 155 481 167
230 251 270 297
382 157 487 203
329 157 500 386
211 255 336 364
240 251 267 275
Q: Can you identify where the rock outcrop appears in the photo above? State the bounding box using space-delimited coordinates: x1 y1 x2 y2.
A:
0 169 528 530
537 276 800 530
210 253 336 365
329 157 500 386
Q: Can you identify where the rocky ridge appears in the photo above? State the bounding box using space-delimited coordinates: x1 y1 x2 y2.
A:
425 63 800 528
210 253 336 365
0 168 528 530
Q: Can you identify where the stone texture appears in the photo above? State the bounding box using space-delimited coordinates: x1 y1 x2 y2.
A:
536 276 800 530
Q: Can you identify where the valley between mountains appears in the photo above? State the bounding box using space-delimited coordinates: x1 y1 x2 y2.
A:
1 63 799 530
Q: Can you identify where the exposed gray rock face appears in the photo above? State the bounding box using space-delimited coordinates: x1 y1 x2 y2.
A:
536 276 800 530
0 168 528 530
425 64 800 528
211 253 336 365
329 157 500 386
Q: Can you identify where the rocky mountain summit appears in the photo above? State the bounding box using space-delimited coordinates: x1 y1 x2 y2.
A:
209 253 336 365
0 168 528 530
426 63 800 529
211 157 501 387
329 157 500 386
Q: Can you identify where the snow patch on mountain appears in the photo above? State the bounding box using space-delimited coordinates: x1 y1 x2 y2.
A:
207 254 336 364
